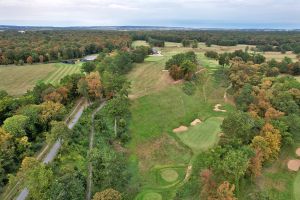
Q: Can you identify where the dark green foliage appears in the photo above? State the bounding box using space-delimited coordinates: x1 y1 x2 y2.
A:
221 111 260 144
205 51 219 59
81 62 96 73
130 46 150 63
235 84 254 111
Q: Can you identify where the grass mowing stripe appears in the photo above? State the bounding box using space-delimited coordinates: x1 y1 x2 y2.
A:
48 66 71 84
50 66 73 84
44 66 67 83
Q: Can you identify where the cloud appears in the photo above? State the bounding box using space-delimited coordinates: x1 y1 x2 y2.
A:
0 0 299 28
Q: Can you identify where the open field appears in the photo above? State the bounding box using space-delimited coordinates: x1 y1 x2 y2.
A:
176 117 223 153
132 40 150 48
0 63 82 96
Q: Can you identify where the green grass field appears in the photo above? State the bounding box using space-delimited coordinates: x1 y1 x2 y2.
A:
176 117 223 153
294 172 300 199
0 63 82 96
132 40 150 48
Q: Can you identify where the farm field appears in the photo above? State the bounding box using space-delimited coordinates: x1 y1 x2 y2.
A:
0 63 82 96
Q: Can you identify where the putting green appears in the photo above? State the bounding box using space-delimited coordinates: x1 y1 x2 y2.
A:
161 169 179 182
176 117 223 153
143 192 162 200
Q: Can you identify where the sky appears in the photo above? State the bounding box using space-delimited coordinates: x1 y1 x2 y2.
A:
0 0 300 29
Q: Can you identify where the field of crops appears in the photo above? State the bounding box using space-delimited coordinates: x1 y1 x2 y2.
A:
0 63 82 96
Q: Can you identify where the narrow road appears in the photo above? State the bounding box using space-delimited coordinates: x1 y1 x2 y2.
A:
15 100 87 200
86 102 106 200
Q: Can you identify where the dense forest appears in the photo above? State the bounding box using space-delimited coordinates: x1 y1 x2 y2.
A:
0 31 131 65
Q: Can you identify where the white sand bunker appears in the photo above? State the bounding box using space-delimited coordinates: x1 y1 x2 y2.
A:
162 69 169 72
296 148 300 157
287 160 300 171
214 104 227 112
190 119 202 126
173 126 188 133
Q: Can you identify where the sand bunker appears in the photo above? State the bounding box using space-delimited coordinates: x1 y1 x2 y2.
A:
214 104 227 112
162 69 169 72
296 148 300 157
287 160 300 171
173 126 188 133
190 119 202 126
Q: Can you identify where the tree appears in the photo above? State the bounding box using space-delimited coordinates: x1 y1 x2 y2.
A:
39 101 65 126
92 188 121 200
215 181 237 200
81 62 96 73
46 121 71 144
26 164 53 200
77 78 89 98
3 115 29 137
26 56 33 64
86 71 102 99
181 60 197 80
47 172 85 200
39 55 44 63
221 111 257 144
214 148 251 194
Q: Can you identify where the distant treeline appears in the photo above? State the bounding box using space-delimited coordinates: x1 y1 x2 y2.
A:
130 30 300 53
0 31 131 65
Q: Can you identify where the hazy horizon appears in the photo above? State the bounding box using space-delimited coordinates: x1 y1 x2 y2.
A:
0 0 300 29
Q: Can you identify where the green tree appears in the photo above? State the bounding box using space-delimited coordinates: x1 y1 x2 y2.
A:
3 115 29 137
81 62 96 73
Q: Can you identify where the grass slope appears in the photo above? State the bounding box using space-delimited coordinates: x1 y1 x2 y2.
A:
176 117 223 153
0 63 81 96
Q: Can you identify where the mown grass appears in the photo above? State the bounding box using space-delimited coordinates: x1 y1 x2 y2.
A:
0 63 82 96
176 117 223 154
132 40 150 48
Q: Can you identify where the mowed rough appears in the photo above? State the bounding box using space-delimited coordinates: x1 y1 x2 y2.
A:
0 63 81 96
176 117 223 153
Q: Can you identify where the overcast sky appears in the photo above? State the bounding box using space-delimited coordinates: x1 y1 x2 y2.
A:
0 0 299 28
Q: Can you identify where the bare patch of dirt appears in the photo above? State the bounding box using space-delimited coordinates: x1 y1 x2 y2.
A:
213 104 227 112
190 119 202 126
173 126 188 133
287 159 300 171
296 148 300 157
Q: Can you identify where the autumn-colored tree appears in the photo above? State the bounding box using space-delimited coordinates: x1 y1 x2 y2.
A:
200 169 216 200
20 157 39 173
85 71 102 99
214 181 237 200
43 91 63 103
26 56 33 64
92 188 121 200
39 55 44 63
248 149 264 177
39 101 65 125
265 107 284 121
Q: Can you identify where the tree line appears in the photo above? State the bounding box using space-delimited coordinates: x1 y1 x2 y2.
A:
130 30 300 54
